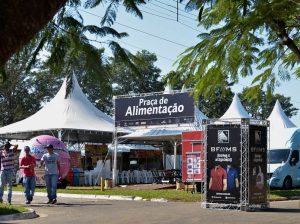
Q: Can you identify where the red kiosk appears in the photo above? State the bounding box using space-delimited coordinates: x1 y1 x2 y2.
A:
182 131 205 192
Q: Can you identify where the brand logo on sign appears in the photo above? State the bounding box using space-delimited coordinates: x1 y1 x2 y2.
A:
255 130 261 144
218 130 229 143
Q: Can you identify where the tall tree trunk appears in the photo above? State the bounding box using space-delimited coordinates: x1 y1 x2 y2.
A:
273 19 300 61
0 0 68 65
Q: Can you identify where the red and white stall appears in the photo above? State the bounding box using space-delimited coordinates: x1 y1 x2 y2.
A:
182 131 205 188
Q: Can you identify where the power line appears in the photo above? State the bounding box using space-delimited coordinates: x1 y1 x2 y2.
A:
78 8 190 48
50 22 176 64
140 8 176 22
142 4 198 25
149 1 196 21
140 9 199 32
157 0 198 17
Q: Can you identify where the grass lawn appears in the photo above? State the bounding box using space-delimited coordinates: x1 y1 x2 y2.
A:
11 185 300 202
0 203 28 216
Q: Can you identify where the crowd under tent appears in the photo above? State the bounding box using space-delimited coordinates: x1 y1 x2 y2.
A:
0 74 115 143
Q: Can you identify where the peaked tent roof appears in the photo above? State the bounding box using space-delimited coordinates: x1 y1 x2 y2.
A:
220 94 251 119
0 74 114 143
267 100 297 129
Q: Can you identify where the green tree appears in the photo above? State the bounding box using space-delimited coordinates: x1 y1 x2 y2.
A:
110 50 164 96
174 0 300 101
240 88 298 119
166 70 234 118
0 44 62 126
198 87 234 118
0 0 67 65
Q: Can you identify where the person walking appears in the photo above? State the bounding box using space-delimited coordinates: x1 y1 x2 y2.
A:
19 146 36 204
0 141 18 204
40 144 60 204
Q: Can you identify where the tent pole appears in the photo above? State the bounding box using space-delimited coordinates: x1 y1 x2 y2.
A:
112 129 118 187
173 140 177 169
58 130 62 140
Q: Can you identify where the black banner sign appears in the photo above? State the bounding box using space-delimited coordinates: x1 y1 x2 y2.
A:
114 92 194 127
206 125 241 204
248 125 268 204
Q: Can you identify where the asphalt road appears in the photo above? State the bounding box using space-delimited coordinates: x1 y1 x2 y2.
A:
2 195 300 224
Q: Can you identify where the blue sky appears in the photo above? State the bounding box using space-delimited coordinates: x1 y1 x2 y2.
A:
78 1 300 126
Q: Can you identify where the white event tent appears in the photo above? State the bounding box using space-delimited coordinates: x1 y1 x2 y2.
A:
0 74 115 143
267 99 297 129
267 100 298 149
219 93 251 120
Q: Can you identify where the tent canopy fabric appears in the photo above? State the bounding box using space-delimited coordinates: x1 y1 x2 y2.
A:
108 143 159 153
267 100 297 129
119 108 206 143
220 94 251 119
0 74 115 143
119 126 188 143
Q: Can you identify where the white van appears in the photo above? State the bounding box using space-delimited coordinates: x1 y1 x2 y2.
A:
268 128 300 189
268 148 300 189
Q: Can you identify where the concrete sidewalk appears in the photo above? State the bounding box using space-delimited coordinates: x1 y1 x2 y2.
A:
2 195 300 224
10 191 168 202
0 190 166 222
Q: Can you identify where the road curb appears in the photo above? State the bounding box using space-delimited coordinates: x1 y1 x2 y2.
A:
10 191 162 202
0 208 37 221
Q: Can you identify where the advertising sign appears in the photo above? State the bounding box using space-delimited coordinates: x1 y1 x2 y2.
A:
115 92 194 127
248 125 267 204
182 131 204 182
206 125 241 204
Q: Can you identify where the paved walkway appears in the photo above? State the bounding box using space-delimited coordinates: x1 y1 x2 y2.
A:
1 195 300 224
1 186 300 223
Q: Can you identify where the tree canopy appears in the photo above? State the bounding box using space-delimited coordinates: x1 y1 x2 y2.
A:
240 88 298 120
172 0 300 101
0 0 67 65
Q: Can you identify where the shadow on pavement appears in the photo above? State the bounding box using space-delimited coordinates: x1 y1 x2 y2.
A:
262 208 300 213
27 202 113 207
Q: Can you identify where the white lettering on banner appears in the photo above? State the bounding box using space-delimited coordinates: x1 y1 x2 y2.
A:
253 154 263 163
124 104 186 117
159 97 168 104
215 153 233 162
250 147 266 153
139 98 158 106
210 147 237 152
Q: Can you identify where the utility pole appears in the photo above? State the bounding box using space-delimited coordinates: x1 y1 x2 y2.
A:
177 0 179 21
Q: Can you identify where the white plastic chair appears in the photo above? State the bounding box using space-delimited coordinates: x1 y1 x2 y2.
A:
84 170 92 185
141 170 148 183
147 170 153 183
133 170 142 183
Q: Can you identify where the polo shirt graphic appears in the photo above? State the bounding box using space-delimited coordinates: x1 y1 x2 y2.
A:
227 166 238 191
210 165 227 191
